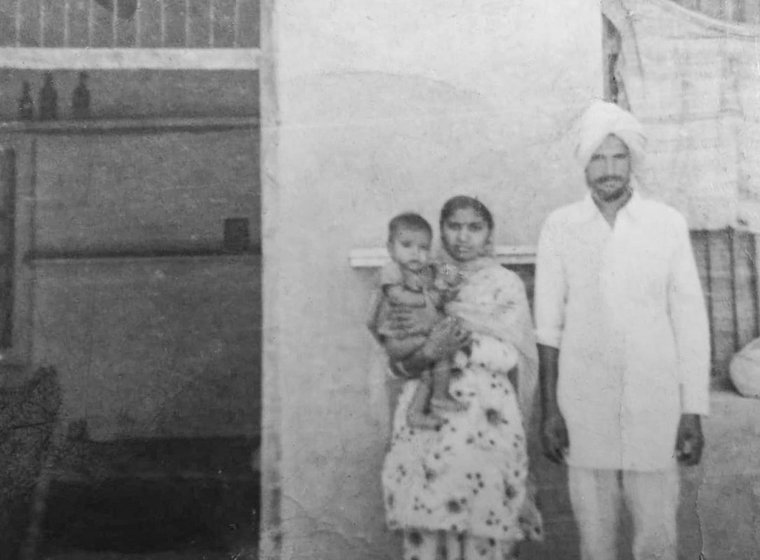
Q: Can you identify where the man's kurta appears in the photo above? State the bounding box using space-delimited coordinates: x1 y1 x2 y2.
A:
534 192 710 471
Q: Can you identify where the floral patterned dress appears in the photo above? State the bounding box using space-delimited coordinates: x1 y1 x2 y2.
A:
381 260 543 555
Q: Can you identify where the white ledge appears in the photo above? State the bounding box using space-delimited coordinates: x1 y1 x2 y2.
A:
350 245 536 268
0 48 260 70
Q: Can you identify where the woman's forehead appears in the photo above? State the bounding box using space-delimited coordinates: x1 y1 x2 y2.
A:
444 207 485 223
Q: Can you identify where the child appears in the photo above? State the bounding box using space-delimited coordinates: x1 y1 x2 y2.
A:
368 212 466 430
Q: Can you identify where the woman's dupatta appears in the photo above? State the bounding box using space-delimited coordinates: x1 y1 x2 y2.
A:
439 251 540 422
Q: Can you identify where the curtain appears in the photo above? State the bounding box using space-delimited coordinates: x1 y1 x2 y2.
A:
604 0 760 231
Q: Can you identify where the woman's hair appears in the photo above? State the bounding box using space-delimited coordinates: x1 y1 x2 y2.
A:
439 196 494 232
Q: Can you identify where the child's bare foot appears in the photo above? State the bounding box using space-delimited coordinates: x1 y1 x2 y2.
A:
431 395 468 413
407 408 445 430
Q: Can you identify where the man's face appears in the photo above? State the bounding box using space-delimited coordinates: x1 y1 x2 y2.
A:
585 134 632 203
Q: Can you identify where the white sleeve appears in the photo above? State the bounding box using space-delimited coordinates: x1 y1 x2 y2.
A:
668 216 711 415
534 216 567 349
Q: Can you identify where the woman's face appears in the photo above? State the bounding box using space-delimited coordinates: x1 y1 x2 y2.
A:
441 207 492 262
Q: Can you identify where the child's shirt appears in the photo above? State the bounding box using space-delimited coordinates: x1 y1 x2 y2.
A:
368 262 436 342
368 260 466 345
380 261 463 307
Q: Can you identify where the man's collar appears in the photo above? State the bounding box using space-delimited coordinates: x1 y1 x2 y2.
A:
579 190 643 223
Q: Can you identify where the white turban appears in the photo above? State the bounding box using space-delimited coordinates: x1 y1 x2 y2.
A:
575 100 646 173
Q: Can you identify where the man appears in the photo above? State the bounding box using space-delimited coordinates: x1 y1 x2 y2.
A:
534 100 710 560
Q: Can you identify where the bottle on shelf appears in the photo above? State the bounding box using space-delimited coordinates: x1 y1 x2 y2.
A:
17 81 34 121
38 72 58 121
71 72 91 120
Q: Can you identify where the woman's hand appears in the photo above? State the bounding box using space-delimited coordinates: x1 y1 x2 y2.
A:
421 318 471 361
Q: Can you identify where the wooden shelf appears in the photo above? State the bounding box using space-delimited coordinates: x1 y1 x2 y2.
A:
25 247 261 266
0 115 259 135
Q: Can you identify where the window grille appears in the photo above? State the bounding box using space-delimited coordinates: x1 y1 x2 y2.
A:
3 0 258 48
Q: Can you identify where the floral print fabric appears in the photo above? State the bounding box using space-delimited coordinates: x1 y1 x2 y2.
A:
382 264 543 548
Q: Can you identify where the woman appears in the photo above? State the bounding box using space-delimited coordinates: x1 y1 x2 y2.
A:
380 196 542 560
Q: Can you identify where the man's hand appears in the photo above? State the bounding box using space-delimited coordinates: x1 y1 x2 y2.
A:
675 413 704 466
541 409 569 465
538 344 566 465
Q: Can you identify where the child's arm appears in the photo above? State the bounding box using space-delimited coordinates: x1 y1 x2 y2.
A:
378 297 439 359
386 284 427 307
375 293 444 360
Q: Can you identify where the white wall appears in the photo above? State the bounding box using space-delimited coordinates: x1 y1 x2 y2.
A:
262 1 602 558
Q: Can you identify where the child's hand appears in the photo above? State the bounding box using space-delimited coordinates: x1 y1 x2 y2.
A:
434 264 464 304
437 263 464 288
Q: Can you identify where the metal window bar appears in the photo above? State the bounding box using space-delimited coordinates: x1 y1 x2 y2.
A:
135 0 141 47
39 1 45 47
160 0 167 47
6 0 253 49
729 228 740 352
112 0 119 47
88 0 95 47
736 0 747 22
234 0 240 47
703 230 716 376
64 0 70 47
209 0 215 48
693 227 760 385
15 0 21 47
185 0 192 46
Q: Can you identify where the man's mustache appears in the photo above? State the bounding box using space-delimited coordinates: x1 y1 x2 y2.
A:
595 175 625 184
